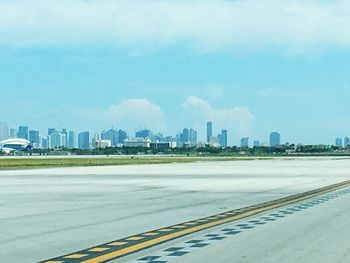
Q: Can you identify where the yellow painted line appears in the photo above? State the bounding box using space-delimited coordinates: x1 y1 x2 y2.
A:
108 241 127 246
171 225 187 229
79 181 350 263
158 228 173 232
143 232 159 236
88 247 110 252
64 254 88 259
126 236 144 241
184 222 198 225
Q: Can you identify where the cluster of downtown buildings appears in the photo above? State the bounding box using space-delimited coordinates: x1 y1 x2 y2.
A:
0 121 225 150
0 121 349 150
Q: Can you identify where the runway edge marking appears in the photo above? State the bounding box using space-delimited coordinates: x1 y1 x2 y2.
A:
40 179 350 263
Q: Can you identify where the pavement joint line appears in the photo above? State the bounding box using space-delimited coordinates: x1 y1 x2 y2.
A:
40 180 350 263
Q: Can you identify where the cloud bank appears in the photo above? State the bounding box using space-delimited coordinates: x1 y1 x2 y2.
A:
1 0 350 51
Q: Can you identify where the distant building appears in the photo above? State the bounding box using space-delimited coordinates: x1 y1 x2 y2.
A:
48 128 56 136
206 121 213 143
18 125 29 140
78 131 90 149
0 122 9 141
241 137 249 148
29 130 40 148
345 137 350 148
335 137 343 148
150 141 176 150
101 129 118 146
218 130 228 147
9 128 17 138
117 129 128 144
68 130 76 148
270 132 281 147
95 140 112 148
136 129 152 139
49 131 67 148
124 138 151 148
41 137 48 149
177 128 197 147
254 140 261 147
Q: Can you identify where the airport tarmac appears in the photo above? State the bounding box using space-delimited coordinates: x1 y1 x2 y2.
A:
0 157 350 262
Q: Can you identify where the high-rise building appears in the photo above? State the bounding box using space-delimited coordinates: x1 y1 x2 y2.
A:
335 137 343 148
101 129 118 145
9 128 17 138
241 137 249 148
206 121 213 143
117 129 128 144
29 130 40 148
68 130 76 148
0 122 9 141
48 128 56 136
41 137 48 149
18 125 29 140
218 130 228 147
135 129 152 139
270 132 281 147
62 129 68 147
344 137 350 148
78 131 90 149
50 132 64 148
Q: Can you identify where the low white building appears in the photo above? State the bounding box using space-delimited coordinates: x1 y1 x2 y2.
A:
124 138 151 148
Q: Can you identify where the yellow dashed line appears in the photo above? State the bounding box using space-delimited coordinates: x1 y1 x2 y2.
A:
108 241 127 246
126 236 144 241
184 222 197 225
158 228 173 232
88 247 110 252
171 225 187 229
63 254 87 259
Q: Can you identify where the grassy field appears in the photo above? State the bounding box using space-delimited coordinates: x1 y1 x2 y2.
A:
0 156 274 170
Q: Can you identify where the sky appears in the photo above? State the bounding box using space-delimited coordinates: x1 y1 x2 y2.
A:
1 0 350 145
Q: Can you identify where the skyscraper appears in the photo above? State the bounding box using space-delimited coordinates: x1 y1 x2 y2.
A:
241 137 249 148
68 130 76 148
9 128 17 138
18 125 29 140
206 121 213 143
344 137 350 148
48 128 56 136
270 132 281 147
0 122 9 141
218 129 228 147
135 129 152 139
78 131 90 149
335 137 343 148
29 130 40 148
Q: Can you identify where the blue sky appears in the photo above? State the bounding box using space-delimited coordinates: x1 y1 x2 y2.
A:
1 0 350 145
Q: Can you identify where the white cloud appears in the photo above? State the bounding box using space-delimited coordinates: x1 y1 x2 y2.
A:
82 99 166 133
1 0 350 51
183 96 254 143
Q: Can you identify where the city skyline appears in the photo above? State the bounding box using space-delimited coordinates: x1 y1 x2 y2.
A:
1 121 349 149
1 1 350 145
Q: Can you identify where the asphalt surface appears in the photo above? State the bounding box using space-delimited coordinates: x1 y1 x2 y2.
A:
0 157 349 262
124 187 350 263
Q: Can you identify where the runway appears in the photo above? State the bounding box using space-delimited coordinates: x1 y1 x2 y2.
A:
0 157 350 262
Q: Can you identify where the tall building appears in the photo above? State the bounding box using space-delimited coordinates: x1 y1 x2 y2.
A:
9 128 17 138
68 130 76 148
218 130 228 147
41 137 48 149
269 132 281 147
61 129 68 147
241 137 249 148
344 137 350 148
29 130 40 148
78 131 90 149
177 128 197 147
101 129 118 146
0 122 9 141
18 125 29 140
335 137 343 148
206 121 213 143
50 132 64 149
117 129 128 144
135 129 152 139
48 128 56 136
